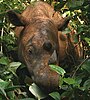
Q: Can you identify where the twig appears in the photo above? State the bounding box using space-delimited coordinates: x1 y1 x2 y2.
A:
72 55 90 78
0 17 5 53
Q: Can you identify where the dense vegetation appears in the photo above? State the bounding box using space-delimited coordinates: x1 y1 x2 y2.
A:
0 0 90 100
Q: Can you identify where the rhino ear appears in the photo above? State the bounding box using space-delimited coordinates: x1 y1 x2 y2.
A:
7 10 28 26
52 12 70 30
58 17 70 31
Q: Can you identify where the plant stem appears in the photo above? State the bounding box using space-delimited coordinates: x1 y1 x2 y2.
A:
72 56 90 78
0 17 5 53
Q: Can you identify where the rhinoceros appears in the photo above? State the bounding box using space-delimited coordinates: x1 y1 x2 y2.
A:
7 1 70 92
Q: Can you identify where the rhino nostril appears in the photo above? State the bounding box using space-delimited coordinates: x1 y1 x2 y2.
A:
43 41 52 51
29 49 33 55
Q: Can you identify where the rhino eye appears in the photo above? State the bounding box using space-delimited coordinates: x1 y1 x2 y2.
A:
28 47 34 55
43 41 52 51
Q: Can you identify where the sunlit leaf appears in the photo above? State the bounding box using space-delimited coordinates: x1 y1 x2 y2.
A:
49 65 66 76
29 83 47 100
63 78 75 85
0 0 3 3
9 62 21 68
49 92 60 100
8 62 21 76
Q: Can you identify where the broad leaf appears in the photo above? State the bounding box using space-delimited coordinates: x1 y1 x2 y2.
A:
83 79 90 90
0 87 7 97
73 77 82 87
0 79 10 89
8 62 21 76
49 92 60 100
29 83 47 100
81 60 90 73
0 79 9 98
59 76 64 88
0 57 9 65
63 78 75 85
9 62 21 68
67 0 84 9
49 65 66 76
84 37 90 46
5 85 24 92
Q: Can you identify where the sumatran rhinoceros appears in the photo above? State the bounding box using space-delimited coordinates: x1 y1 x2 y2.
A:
7 1 69 92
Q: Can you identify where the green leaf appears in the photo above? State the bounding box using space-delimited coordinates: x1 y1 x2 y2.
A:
29 83 47 100
7 90 15 100
67 0 84 9
83 79 90 90
0 96 2 100
8 62 21 76
61 85 68 90
9 62 21 68
49 65 66 76
59 76 64 88
0 79 9 98
61 91 72 98
84 37 90 46
63 78 75 85
6 85 24 99
81 60 90 73
79 87 85 91
5 85 24 92
73 77 82 87
0 87 7 97
49 92 60 100
0 52 3 57
0 79 10 89
0 57 9 65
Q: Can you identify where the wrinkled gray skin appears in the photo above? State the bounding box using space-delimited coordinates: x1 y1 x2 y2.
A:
7 1 69 92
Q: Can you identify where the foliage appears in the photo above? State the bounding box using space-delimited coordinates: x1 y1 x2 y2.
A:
0 0 90 100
